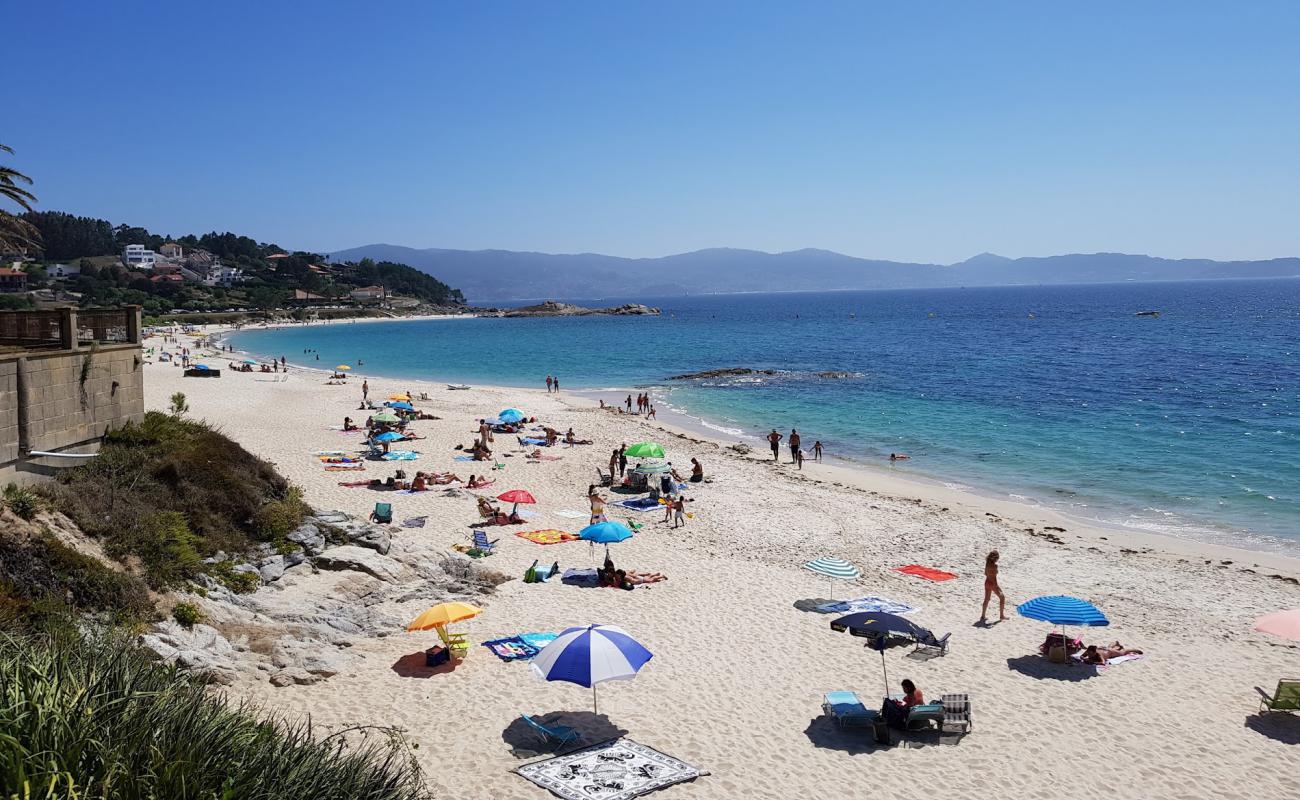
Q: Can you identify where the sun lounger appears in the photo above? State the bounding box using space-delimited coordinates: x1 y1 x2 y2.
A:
521 714 582 748
905 703 946 731
822 691 880 729
370 502 392 524
940 693 973 733
472 529 499 553
913 629 951 657
1256 679 1300 714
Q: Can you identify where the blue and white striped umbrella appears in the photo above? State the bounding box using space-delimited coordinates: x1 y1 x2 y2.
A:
1018 596 1109 627
531 624 653 713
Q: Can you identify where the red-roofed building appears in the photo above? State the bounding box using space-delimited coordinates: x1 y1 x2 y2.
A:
0 267 27 293
150 273 184 284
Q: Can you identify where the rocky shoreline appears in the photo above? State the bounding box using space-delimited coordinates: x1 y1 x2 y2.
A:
139 508 508 687
487 300 660 317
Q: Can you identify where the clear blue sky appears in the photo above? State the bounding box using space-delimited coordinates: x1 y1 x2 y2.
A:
8 1 1299 263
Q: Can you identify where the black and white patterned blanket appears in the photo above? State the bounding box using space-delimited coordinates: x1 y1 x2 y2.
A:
515 738 703 800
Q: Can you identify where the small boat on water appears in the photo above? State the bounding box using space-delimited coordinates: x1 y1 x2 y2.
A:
447 384 471 390
1135 310 1161 317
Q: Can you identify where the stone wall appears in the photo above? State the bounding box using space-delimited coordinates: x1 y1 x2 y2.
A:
0 343 145 485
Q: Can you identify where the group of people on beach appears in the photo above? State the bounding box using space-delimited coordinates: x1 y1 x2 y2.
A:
766 428 823 469
544 375 561 393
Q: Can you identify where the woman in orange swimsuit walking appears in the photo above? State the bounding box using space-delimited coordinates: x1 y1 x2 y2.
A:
980 550 1006 623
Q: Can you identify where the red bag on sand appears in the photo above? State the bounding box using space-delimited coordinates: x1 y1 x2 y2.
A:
895 564 958 582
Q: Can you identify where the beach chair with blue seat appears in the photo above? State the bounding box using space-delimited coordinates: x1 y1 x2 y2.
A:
472 529 499 554
370 502 392 524
822 691 880 729
520 714 583 749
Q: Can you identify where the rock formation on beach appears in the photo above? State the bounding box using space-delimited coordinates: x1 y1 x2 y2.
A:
492 300 660 317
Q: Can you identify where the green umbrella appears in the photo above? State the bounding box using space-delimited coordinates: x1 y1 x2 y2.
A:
624 441 665 459
372 412 400 423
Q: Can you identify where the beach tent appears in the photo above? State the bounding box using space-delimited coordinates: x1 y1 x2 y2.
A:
531 624 652 713
804 556 861 600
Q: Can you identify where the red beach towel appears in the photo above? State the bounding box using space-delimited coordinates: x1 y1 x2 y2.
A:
895 564 957 582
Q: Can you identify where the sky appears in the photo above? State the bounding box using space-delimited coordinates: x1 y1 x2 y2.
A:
7 1 1299 263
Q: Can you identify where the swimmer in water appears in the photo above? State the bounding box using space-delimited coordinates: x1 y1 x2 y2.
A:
889 453 910 461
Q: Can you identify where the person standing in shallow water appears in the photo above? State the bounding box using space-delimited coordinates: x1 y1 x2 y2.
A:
812 440 823 461
788 429 801 463
980 550 1007 624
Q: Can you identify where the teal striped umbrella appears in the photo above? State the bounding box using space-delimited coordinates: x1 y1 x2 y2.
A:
804 557 860 599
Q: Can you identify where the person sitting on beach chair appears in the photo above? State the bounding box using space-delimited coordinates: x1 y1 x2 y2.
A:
477 496 523 525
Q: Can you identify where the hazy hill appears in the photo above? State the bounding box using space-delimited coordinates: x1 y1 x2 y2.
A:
327 243 1300 302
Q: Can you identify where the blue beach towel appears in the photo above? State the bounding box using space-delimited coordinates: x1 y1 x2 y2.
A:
382 450 419 461
522 437 547 446
519 632 557 651
616 497 663 512
453 455 476 462
482 636 538 662
815 596 918 615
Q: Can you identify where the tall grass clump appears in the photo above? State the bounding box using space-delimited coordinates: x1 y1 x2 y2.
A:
0 629 428 799
38 411 310 590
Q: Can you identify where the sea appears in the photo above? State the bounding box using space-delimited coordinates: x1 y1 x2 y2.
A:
229 279 1300 553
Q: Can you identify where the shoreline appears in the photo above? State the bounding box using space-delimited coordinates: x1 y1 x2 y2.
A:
221 321 1300 563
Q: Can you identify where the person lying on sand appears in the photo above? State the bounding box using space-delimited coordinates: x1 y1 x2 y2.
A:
465 474 493 489
564 428 593 445
1080 643 1143 665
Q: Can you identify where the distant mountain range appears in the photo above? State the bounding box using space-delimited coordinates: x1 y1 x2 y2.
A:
326 244 1300 303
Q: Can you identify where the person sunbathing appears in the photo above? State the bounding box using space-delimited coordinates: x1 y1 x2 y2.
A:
623 569 667 584
465 474 493 489
564 428 593 445
427 471 462 485
1080 643 1143 665
410 474 427 491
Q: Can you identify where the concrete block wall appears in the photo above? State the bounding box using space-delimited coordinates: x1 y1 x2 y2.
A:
0 344 144 484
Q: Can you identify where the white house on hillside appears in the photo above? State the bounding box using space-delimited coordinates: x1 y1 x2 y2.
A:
203 264 246 287
122 244 156 269
48 263 81 279
159 242 183 259
350 285 386 303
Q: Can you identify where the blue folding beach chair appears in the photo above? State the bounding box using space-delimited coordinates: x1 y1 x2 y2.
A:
472 529 498 553
521 714 582 748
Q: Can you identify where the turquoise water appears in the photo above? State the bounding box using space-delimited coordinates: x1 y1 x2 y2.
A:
231 280 1300 551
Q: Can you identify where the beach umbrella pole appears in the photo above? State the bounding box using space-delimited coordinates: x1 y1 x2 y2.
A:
593 684 598 715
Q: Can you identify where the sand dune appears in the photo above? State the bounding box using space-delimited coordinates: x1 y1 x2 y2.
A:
143 328 1300 799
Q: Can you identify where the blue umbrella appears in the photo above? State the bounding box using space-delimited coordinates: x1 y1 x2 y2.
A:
498 408 525 423
241 358 258 365
830 612 925 694
531 624 653 713
579 521 634 544
1018 596 1108 627
1019 596 1108 662
192 364 210 370
373 431 405 443
390 401 415 411
579 520 634 564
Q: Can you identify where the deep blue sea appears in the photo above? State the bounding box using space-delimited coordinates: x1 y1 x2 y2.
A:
231 280 1300 551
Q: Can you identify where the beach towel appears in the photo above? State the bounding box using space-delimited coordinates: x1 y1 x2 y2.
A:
453 455 476 462
324 464 365 471
482 636 539 662
615 497 663 512
402 517 427 528
895 564 958 582
382 450 419 461
517 529 579 545
816 596 918 615
519 632 557 651
515 739 704 800
337 480 372 487
521 437 547 446
1104 654 1143 666
313 450 349 456
553 510 588 519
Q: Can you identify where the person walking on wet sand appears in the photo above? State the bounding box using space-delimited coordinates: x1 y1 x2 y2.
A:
554 376 560 392
626 394 633 412
767 429 782 461
788 429 801 463
979 550 1007 624
795 447 804 470
813 440 823 461
546 375 553 393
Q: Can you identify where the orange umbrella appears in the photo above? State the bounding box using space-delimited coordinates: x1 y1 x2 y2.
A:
389 393 411 401
407 602 482 632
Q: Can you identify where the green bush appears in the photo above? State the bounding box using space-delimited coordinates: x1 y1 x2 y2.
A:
208 560 261 594
3 484 40 520
0 532 154 627
171 601 203 627
255 486 307 541
108 511 202 590
0 629 428 799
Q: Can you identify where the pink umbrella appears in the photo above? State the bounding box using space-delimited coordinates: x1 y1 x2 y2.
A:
1254 609 1300 642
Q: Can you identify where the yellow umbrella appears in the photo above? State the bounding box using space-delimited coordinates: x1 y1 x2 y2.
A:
390 394 411 401
336 364 352 371
406 602 482 632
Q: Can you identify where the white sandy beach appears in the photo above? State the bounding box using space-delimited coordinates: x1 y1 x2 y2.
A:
143 327 1300 800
